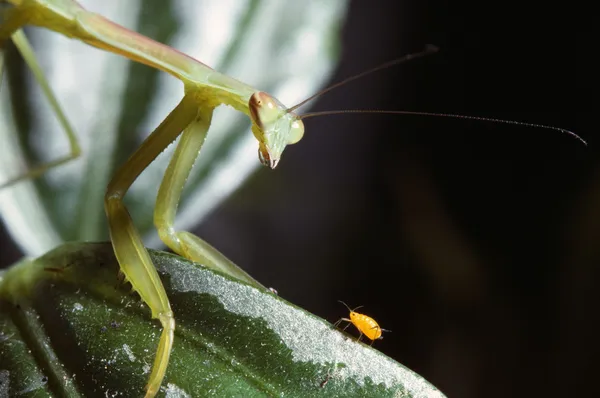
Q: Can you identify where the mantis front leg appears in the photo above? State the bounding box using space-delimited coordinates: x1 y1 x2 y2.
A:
104 94 198 397
154 107 263 289
104 91 262 396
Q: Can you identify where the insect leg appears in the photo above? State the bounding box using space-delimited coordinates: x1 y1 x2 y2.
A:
105 94 197 397
370 325 381 346
356 331 363 342
0 30 81 189
333 317 351 329
153 107 262 288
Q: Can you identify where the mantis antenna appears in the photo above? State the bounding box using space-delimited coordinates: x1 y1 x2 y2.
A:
299 110 588 146
286 44 440 114
286 45 587 146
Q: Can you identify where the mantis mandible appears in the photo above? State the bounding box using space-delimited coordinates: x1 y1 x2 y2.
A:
0 0 587 396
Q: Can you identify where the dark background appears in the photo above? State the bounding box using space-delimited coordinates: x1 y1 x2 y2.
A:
1 1 596 397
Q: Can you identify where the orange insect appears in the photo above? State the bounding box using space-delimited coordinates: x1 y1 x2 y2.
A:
333 301 390 345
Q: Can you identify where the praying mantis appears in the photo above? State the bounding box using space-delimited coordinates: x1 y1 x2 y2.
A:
0 0 359 396
0 1 587 397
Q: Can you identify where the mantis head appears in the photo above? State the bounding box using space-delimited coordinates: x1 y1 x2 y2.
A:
248 45 585 170
249 92 304 169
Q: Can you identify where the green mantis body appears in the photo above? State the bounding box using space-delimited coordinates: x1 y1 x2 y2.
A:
1 0 305 396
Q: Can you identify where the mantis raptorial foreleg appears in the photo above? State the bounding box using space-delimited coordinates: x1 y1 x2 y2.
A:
0 30 81 189
154 106 260 286
104 94 199 396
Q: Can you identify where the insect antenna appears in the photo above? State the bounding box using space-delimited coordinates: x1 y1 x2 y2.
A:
338 300 363 312
286 45 586 146
299 110 587 146
286 44 440 114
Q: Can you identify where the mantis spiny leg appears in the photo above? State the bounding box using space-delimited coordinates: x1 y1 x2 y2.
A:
153 107 263 288
104 94 197 397
0 30 81 189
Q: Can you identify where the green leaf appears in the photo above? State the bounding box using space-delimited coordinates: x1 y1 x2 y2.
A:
0 243 446 397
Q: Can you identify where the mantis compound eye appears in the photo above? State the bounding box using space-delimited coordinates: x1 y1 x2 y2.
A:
287 119 304 144
249 91 281 130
